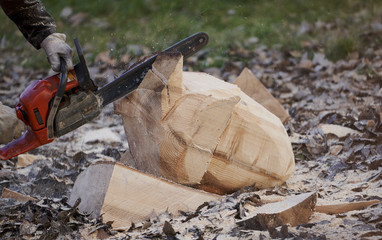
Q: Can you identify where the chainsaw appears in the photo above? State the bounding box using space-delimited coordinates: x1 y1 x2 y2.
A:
0 32 209 160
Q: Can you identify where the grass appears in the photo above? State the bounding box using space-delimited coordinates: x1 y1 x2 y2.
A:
325 37 360 61
1 0 382 69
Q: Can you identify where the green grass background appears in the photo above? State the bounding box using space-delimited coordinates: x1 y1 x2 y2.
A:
1 0 381 69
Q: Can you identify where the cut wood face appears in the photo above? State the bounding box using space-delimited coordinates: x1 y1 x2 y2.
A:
115 70 165 177
153 52 184 116
183 73 294 193
115 52 295 194
160 87 241 184
69 162 115 218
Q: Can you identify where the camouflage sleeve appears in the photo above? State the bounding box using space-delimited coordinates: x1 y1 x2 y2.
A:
0 0 56 49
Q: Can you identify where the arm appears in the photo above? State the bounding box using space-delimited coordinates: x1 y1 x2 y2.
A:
0 0 73 71
0 0 55 49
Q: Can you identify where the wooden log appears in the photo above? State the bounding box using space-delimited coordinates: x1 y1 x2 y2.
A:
236 192 317 230
115 53 295 194
68 162 219 228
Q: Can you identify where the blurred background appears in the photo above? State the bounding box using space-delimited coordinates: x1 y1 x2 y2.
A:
0 0 381 70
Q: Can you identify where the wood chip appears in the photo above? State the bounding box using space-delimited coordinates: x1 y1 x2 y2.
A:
237 192 317 230
319 124 362 138
1 187 37 202
315 200 380 214
17 153 42 168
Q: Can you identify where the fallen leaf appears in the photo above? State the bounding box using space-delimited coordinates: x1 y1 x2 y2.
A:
163 221 176 236
95 51 117 67
299 59 313 69
17 153 43 168
319 124 362 138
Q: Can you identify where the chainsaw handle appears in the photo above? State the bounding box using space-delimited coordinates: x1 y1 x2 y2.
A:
47 57 68 139
57 58 68 97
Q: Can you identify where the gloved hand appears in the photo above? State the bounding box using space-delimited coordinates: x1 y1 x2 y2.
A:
0 103 26 144
41 33 74 72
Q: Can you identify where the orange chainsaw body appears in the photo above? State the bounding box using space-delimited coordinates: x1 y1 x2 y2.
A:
0 71 78 160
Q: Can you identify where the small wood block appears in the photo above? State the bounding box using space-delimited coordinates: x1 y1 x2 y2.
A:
68 162 219 228
237 192 317 230
233 68 290 124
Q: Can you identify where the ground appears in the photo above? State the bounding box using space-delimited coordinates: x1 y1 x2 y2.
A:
0 4 382 240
